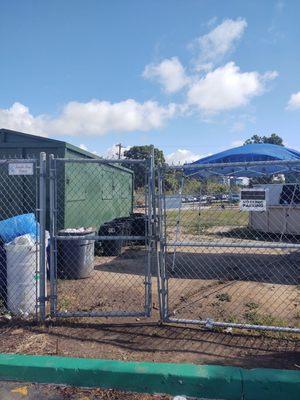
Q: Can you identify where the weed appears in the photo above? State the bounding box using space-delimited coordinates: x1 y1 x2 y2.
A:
216 293 231 302
227 314 239 324
245 302 260 310
59 298 71 311
244 311 286 327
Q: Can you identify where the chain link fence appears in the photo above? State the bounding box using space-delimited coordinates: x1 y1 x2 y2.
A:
0 151 299 334
0 156 46 319
158 160 300 333
49 155 154 318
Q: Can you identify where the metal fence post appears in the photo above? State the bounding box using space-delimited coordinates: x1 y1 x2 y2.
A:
144 146 155 316
156 166 164 320
38 152 47 321
49 154 57 316
158 167 169 321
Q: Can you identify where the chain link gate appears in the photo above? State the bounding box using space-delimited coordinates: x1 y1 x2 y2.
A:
1 151 299 333
157 159 300 333
49 153 155 318
0 154 47 320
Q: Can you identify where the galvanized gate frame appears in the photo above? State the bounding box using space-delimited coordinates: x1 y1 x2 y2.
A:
48 152 156 318
0 154 47 321
37 153 300 333
156 160 300 334
37 153 47 321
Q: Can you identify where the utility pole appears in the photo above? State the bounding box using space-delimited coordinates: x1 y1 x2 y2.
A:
116 143 125 159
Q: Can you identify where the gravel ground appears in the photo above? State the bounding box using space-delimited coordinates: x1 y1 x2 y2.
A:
0 381 173 399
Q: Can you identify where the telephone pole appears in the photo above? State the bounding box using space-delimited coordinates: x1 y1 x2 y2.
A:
116 143 125 159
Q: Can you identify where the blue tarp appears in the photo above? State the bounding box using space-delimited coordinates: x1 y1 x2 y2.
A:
185 144 300 178
0 213 38 244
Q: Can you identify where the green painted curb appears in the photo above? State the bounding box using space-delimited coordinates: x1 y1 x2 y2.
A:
242 368 300 400
0 354 299 400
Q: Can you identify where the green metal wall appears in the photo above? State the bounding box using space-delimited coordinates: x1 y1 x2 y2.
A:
0 147 29 219
63 148 133 229
0 130 66 223
0 130 133 231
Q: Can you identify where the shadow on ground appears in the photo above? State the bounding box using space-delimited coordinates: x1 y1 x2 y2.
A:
0 319 298 370
94 247 300 285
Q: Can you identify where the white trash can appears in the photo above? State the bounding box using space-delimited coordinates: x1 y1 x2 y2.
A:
5 234 39 315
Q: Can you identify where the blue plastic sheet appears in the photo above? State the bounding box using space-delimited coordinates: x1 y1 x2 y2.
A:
0 213 38 244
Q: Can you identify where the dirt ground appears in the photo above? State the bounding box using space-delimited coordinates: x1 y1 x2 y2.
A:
0 317 299 371
1 225 299 374
55 244 299 330
165 248 300 326
56 248 150 314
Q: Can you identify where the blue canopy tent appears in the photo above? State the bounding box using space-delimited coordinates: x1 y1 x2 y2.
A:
184 144 300 178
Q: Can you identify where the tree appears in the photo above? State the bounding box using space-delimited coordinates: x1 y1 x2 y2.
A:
124 145 165 189
206 181 228 195
124 145 165 165
244 133 283 146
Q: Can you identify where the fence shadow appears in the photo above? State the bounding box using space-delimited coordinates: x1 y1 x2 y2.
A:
94 247 299 285
3 320 298 370
213 226 300 243
165 251 299 285
94 247 157 276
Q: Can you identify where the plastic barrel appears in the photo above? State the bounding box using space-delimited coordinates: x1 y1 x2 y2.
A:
5 238 38 315
57 228 95 279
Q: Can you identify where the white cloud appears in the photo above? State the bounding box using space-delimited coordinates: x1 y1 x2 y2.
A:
231 139 244 147
0 102 46 136
286 92 300 110
46 99 178 135
263 71 278 80
0 99 178 137
78 143 99 155
142 22 277 117
166 149 203 165
1 19 278 140
143 57 189 93
187 62 278 114
192 18 247 68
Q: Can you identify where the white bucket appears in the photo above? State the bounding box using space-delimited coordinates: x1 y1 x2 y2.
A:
5 234 39 315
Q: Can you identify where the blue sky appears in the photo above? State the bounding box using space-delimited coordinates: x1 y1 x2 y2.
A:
1 0 300 163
